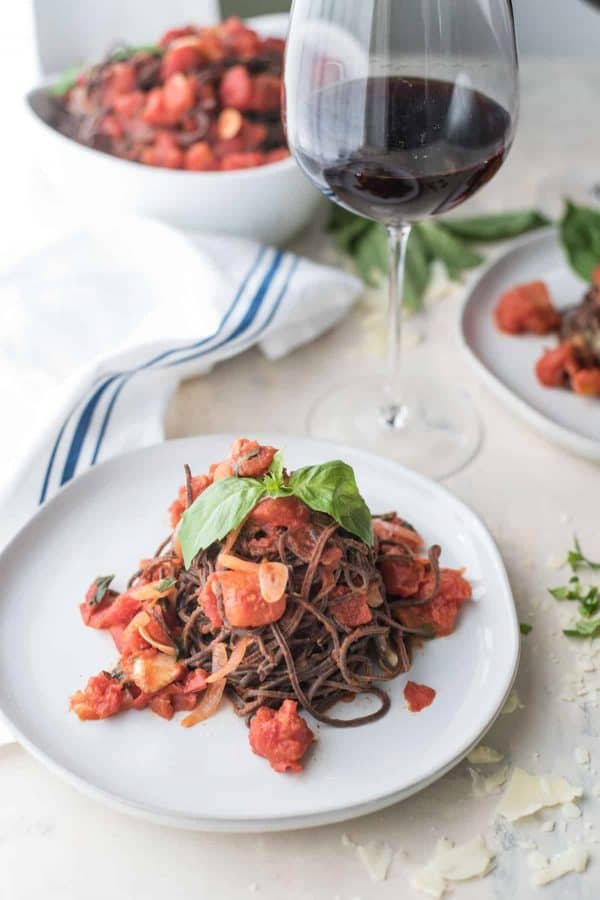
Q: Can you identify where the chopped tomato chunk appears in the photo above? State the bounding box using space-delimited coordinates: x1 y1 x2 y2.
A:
372 516 423 550
395 569 472 637
183 669 208 693
535 342 578 388
571 368 600 396
229 438 277 477
218 570 286 628
404 681 436 713
220 65 253 110
162 43 202 78
70 672 124 721
249 700 314 773
163 73 196 117
247 496 311 529
330 592 372 628
169 473 212 527
495 281 561 335
184 142 218 171
379 555 426 598
80 585 141 631
221 152 267 171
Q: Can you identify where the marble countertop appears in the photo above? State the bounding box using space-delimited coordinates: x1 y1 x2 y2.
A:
2 61 600 900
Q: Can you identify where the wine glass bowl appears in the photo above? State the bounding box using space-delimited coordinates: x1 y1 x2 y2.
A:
285 0 519 479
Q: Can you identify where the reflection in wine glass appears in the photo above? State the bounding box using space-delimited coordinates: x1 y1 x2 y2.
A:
285 0 519 478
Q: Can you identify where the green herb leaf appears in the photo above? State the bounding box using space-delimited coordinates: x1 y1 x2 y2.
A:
109 44 164 62
263 450 290 497
441 211 551 242
560 201 600 282
178 477 266 568
156 578 176 593
519 623 533 635
50 64 83 97
90 574 115 606
418 222 483 279
567 535 600 572
288 461 373 546
564 619 600 639
549 585 570 600
354 224 388 286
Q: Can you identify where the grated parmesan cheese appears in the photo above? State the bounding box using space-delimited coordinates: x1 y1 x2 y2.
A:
561 803 582 821
469 766 509 798
575 747 590 766
501 691 524 715
412 836 495 898
342 835 393 883
467 745 504 765
496 768 582 822
528 844 588 886
356 841 393 883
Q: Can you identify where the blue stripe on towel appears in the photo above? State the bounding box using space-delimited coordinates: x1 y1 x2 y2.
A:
41 247 268 497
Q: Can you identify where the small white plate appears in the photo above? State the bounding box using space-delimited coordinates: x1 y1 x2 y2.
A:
0 434 519 832
461 229 600 462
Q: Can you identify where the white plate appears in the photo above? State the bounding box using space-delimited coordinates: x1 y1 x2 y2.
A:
0 434 519 832
461 229 600 462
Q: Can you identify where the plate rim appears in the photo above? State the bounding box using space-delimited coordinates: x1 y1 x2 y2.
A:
0 433 520 831
459 228 600 463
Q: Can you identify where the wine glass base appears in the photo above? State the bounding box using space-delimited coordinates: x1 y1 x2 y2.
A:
307 375 481 481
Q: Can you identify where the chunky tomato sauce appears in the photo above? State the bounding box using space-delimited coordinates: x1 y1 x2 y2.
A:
404 681 436 713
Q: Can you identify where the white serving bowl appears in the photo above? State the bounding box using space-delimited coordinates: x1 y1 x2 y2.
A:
24 14 323 245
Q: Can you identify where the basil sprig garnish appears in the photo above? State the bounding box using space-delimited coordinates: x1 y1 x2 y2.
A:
178 454 373 568
90 574 115 606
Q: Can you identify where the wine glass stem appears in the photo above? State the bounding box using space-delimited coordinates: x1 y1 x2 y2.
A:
381 223 412 429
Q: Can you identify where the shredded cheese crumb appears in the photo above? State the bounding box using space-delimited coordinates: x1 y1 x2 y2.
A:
469 766 509 798
412 836 495 898
356 841 393 883
541 820 556 832
501 691 524 715
342 835 393 883
496 768 582 822
467 745 504 765
562 803 582 821
528 844 588 886
575 747 590 766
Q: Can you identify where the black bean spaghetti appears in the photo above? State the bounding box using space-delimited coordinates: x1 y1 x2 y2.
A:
70 438 472 774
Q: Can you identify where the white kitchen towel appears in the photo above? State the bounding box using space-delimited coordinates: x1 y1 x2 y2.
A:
0 215 361 548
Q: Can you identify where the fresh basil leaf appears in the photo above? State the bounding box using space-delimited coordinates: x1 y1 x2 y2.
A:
560 201 600 283
91 574 115 606
549 585 570 600
418 222 483 279
179 477 266 568
404 226 431 311
567 535 600 572
288 461 373 546
157 578 176 593
354 224 388 286
50 65 83 97
441 211 551 242
564 619 600 639
263 450 290 497
268 450 284 484
333 217 373 254
519 623 533 635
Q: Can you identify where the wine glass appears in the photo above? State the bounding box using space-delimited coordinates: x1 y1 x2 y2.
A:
284 0 519 478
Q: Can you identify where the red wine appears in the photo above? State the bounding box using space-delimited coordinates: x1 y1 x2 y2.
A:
294 77 513 224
